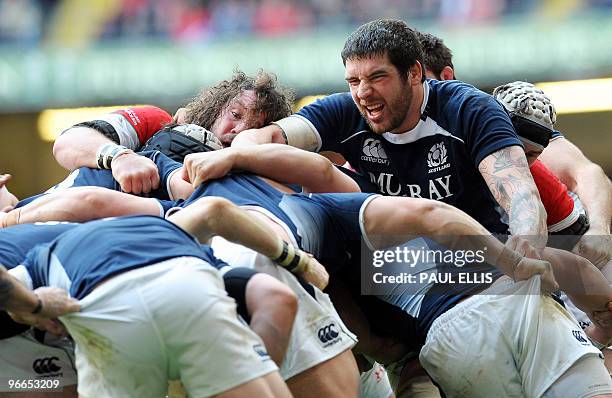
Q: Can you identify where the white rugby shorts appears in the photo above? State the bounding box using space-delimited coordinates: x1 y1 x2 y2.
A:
0 330 77 391
61 256 277 398
359 361 393 398
211 236 358 380
419 276 607 398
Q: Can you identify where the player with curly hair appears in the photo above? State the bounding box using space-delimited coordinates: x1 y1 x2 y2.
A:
52 69 294 195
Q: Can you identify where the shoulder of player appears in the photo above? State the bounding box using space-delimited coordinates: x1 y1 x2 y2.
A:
428 79 496 109
299 92 358 116
297 92 367 138
428 80 510 134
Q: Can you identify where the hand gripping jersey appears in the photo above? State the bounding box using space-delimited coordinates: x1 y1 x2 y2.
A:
0 222 78 339
294 80 522 234
21 216 226 300
14 151 180 211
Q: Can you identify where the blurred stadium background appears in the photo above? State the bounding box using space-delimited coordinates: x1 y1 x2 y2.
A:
1 0 611 199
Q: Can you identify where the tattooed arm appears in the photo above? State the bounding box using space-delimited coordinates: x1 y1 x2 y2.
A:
478 145 548 249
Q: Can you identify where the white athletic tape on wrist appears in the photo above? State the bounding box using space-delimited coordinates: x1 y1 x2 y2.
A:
271 240 309 274
95 143 131 169
589 337 611 351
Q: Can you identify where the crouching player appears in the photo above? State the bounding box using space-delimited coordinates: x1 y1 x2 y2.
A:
4 198 326 397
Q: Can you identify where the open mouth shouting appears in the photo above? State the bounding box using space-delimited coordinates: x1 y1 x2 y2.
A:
362 101 385 124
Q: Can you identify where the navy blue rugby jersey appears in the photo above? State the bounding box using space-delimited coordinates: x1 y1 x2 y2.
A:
181 173 302 243
0 222 78 269
0 222 78 339
182 175 375 269
296 79 523 234
15 151 181 208
22 215 224 299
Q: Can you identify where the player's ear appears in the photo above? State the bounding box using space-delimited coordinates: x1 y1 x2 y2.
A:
440 66 455 81
410 61 424 83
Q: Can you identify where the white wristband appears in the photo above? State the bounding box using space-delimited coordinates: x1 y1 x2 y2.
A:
95 144 131 169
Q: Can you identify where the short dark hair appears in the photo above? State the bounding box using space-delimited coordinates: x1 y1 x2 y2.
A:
417 32 455 79
341 19 425 82
184 69 295 129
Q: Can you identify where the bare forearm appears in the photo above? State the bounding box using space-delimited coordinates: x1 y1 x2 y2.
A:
479 146 548 246
508 186 548 243
0 266 37 313
540 138 611 233
234 144 359 193
365 197 523 278
53 129 113 170
575 165 612 233
425 202 531 277
171 197 330 289
168 197 282 257
543 248 612 312
231 125 286 147
2 188 161 227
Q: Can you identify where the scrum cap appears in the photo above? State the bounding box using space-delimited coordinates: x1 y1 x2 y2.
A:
493 81 556 147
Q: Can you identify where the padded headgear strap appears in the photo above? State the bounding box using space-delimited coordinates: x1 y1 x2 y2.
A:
141 124 223 162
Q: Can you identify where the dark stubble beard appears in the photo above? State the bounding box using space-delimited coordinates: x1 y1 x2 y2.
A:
361 80 414 135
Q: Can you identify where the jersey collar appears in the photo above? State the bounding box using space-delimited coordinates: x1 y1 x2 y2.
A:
382 80 431 144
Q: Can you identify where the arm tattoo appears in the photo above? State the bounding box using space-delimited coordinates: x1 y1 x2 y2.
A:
492 149 515 173
479 146 547 242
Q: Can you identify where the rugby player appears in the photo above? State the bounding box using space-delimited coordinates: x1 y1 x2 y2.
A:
179 142 612 398
0 216 303 395
0 222 80 398
52 69 294 195
4 194 328 396
417 31 612 267
5 139 612 397
232 19 548 254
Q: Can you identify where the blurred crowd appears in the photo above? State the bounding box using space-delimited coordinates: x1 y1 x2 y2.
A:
1 0 612 47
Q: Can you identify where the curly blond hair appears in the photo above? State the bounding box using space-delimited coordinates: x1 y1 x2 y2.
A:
184 69 294 129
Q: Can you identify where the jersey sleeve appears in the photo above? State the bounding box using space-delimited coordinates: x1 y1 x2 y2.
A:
138 151 183 200
529 160 574 226
112 106 172 146
439 85 522 167
21 244 51 290
65 106 172 151
291 93 362 153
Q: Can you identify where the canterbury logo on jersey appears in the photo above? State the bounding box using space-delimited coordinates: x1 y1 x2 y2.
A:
571 329 589 345
427 142 450 174
317 323 341 347
361 139 390 165
32 357 62 374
